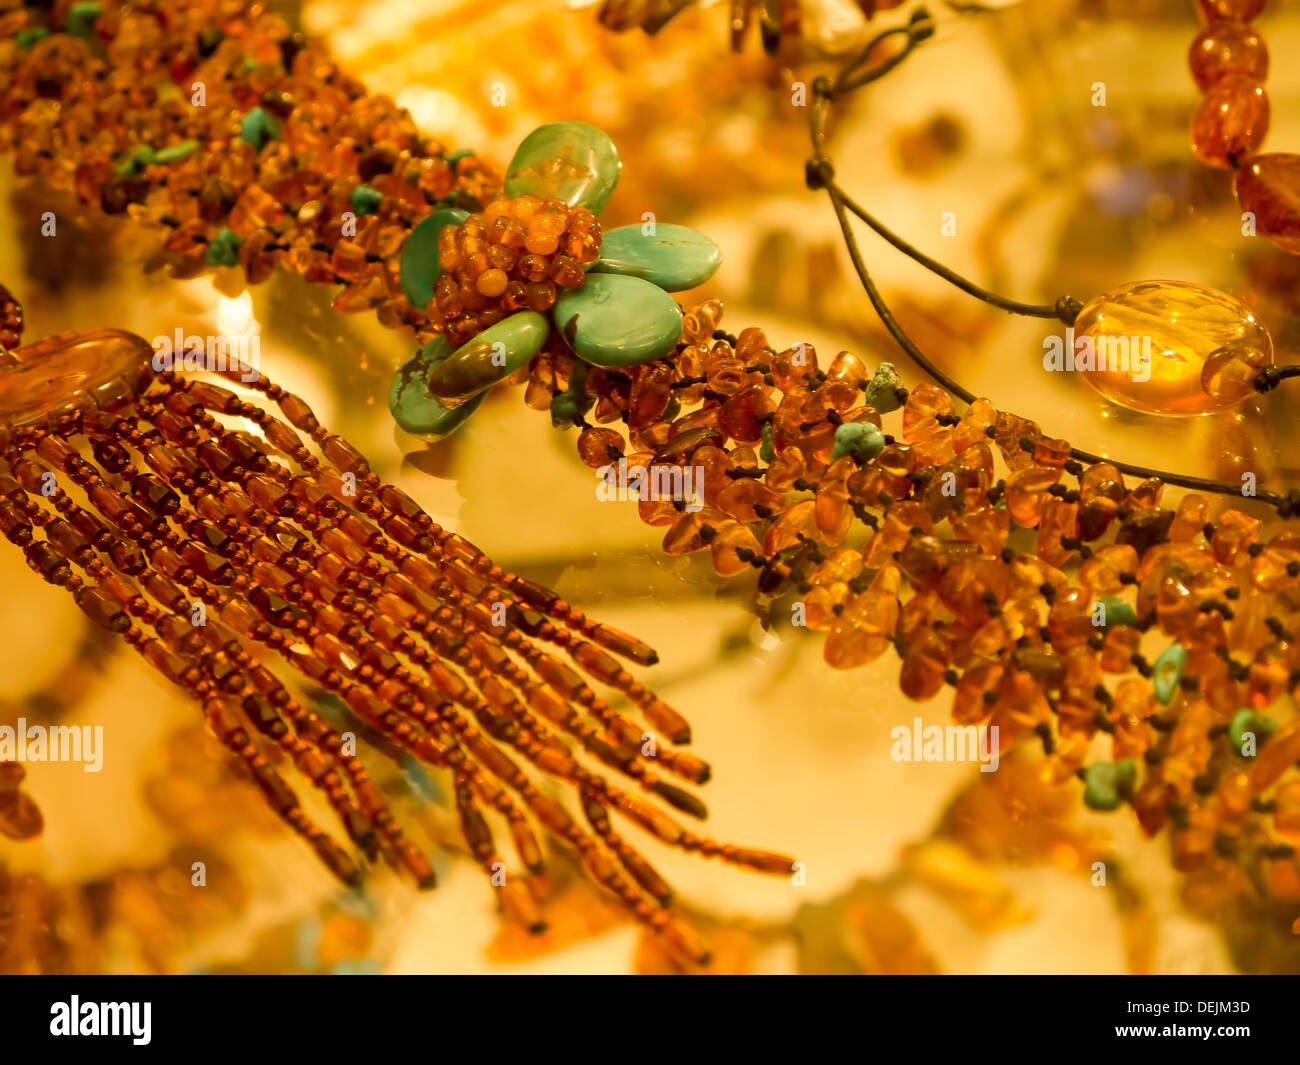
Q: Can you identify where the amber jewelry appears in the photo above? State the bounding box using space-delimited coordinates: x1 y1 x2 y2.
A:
1185 0 1300 256
595 0 907 55
0 295 793 965
9 0 1300 932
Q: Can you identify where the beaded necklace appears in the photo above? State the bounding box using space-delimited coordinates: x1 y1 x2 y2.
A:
5 0 1300 948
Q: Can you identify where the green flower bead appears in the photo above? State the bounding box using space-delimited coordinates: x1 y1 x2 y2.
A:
504 121 621 214
399 208 468 310
425 312 551 408
389 337 486 441
590 223 721 292
553 274 682 368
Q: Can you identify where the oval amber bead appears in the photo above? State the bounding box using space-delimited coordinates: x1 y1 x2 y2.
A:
1074 280 1273 415
1235 153 1300 254
1189 76 1268 169
1188 20 1268 90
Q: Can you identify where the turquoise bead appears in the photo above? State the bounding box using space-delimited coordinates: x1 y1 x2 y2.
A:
67 2 102 38
206 228 243 268
1228 710 1276 757
1152 643 1187 704
399 208 468 309
1082 758 1135 811
153 139 199 165
15 27 49 49
240 106 280 149
426 312 551 407
591 224 721 292
350 184 383 217
388 337 486 441
1094 595 1138 628
504 121 621 214
553 274 682 368
863 363 905 413
830 421 885 462
113 144 156 176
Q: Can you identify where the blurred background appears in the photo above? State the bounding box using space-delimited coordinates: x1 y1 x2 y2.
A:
3 0 1300 974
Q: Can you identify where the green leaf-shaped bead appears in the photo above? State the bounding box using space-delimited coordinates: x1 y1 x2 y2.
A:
389 337 486 442
399 208 469 309
425 311 550 408
504 121 621 214
1152 643 1187 705
554 274 683 369
590 223 721 292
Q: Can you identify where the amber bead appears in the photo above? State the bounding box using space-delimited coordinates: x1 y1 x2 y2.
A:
1235 154 1300 255
1195 0 1265 20
1190 76 1268 169
1188 20 1268 89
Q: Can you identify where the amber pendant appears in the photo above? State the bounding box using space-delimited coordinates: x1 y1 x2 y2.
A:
0 316 791 964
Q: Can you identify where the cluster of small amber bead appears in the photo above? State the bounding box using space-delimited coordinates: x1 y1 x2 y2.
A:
521 298 1300 915
432 196 602 347
1188 0 1300 255
0 0 501 328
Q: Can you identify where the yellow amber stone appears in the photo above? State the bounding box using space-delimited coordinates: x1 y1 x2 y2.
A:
1073 280 1273 415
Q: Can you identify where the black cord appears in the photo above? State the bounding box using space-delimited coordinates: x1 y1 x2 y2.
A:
807 6 1293 513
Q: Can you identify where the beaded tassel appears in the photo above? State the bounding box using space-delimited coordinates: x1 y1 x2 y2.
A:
0 330 791 965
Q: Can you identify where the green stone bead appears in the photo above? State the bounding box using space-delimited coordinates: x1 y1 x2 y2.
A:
15 27 50 50
67 1 102 38
206 228 243 268
504 121 621 214
1094 595 1138 628
446 148 476 167
240 106 281 150
1152 643 1187 704
389 337 485 441
590 224 721 292
350 184 383 217
760 422 775 464
399 208 468 310
830 421 885 462
553 274 682 369
1228 709 1276 757
113 144 156 176
1083 758 1136 811
153 139 199 165
863 362 904 413
425 312 550 408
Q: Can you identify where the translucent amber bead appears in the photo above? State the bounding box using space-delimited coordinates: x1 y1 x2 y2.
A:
1195 0 1264 20
1190 76 1268 169
1234 154 1300 255
1188 20 1268 90
1074 280 1273 414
